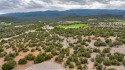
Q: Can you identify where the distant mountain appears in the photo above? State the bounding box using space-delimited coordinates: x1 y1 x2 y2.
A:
0 16 17 22
0 9 125 20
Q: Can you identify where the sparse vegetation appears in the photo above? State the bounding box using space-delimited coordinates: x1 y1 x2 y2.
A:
2 61 16 70
18 58 27 64
1 19 125 70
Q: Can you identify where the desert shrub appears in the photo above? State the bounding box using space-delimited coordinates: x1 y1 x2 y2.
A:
95 55 104 63
45 47 52 52
4 55 14 61
69 63 74 68
25 54 35 60
100 52 106 57
77 65 82 69
75 61 81 66
103 48 110 53
105 39 112 44
81 51 91 58
73 50 78 54
31 48 35 52
117 38 125 44
55 56 63 63
122 60 125 66
111 59 121 65
109 55 115 60
109 43 114 47
94 62 99 66
45 54 53 60
93 48 100 53
103 58 111 66
23 48 29 52
110 41 123 47
0 52 6 57
34 53 52 64
2 61 16 70
12 46 17 51
18 58 27 64
80 58 88 64
51 49 59 55
34 54 45 64
36 47 41 51
83 64 88 70
8 52 17 57
107 53 111 57
114 41 123 45
73 57 79 62
114 52 124 62
66 59 71 65
94 40 106 47
96 64 103 70
107 68 116 70
91 58 94 62
0 47 4 52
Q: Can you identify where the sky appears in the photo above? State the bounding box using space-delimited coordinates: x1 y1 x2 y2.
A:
0 0 125 14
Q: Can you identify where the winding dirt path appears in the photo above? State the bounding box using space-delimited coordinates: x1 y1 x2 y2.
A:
25 62 65 70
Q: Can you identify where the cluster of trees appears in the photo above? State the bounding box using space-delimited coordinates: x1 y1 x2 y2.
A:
0 23 44 39
64 56 88 70
94 39 106 47
34 53 53 64
94 52 125 70
94 38 124 47
1 22 125 70
2 61 16 70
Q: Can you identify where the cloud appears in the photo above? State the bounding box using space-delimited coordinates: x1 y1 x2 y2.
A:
0 0 125 14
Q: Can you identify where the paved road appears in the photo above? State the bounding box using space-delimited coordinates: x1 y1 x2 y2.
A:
26 62 65 70
0 30 35 42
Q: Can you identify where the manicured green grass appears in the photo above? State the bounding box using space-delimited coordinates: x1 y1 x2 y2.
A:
57 23 87 29
121 22 125 25
115 22 125 25
0 22 12 26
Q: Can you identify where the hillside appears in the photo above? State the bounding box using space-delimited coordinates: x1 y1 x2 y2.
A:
1 22 125 70
1 9 125 20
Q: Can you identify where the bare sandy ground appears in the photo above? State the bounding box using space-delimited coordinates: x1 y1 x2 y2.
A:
107 65 125 70
1 25 125 70
42 25 54 30
25 62 65 70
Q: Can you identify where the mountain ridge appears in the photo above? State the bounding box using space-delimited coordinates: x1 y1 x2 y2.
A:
0 9 125 20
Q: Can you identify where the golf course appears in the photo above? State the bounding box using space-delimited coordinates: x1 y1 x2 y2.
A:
56 23 87 29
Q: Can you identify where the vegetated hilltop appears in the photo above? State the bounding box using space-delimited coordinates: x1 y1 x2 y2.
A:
0 15 124 26
2 9 125 18
1 9 125 19
0 9 125 25
0 17 17 22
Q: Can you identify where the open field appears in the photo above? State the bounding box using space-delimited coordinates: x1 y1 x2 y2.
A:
115 22 125 25
121 22 125 25
1 23 125 70
0 22 12 26
56 23 87 29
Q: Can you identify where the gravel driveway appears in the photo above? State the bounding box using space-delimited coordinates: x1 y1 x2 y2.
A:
26 62 65 70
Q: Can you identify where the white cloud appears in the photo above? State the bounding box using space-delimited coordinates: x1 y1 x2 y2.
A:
89 2 106 9
109 0 125 8
0 0 125 14
0 12 4 14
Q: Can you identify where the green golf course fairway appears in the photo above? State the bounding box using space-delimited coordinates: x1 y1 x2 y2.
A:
121 22 125 25
0 22 12 26
57 23 87 29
